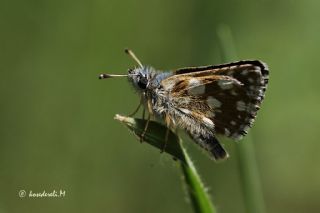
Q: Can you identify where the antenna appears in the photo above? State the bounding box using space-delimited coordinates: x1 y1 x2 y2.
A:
98 73 127 79
99 49 143 79
124 48 143 68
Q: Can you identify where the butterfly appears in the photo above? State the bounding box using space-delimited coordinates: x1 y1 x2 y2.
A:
99 49 269 161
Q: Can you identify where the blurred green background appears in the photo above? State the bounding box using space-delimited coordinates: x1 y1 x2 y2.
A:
1 0 320 212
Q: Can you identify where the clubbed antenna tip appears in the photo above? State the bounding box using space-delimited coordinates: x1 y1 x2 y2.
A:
98 73 127 79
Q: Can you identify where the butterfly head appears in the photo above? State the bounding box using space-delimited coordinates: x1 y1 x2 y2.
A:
128 67 151 90
98 66 156 91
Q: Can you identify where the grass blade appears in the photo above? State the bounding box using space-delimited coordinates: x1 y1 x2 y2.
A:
114 114 184 162
115 114 216 213
217 24 266 213
180 145 216 213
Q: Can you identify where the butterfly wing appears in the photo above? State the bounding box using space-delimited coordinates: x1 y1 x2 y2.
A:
160 60 269 159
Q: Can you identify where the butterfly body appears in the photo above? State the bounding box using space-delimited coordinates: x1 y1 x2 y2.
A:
100 50 269 161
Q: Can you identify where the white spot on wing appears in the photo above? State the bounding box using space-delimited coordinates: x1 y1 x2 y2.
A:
206 111 215 118
248 78 254 83
189 85 205 95
218 80 234 90
230 120 236 125
241 69 249 75
249 85 256 90
237 101 246 111
207 97 222 108
188 78 205 95
202 117 214 127
253 67 261 73
224 128 231 136
188 78 201 87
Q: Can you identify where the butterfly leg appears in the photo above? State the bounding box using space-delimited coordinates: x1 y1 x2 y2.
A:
160 115 172 153
140 100 153 142
140 113 150 143
128 95 143 117
142 107 146 120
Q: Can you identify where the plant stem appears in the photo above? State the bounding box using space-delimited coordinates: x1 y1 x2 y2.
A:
179 143 216 213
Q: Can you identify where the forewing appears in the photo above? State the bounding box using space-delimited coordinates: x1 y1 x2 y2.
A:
161 60 269 140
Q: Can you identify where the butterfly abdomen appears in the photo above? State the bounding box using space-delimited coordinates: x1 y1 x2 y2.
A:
190 133 228 160
182 113 228 160
163 105 228 160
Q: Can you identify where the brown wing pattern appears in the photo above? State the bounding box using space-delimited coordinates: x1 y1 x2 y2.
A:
161 60 269 140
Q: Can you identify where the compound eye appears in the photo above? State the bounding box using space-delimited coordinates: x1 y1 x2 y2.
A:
137 77 148 89
128 68 134 74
